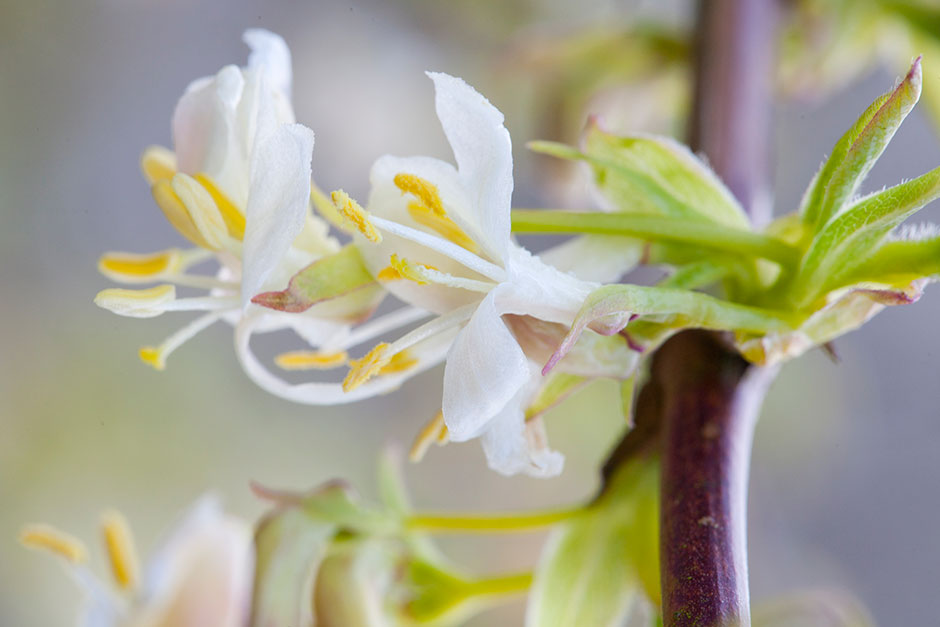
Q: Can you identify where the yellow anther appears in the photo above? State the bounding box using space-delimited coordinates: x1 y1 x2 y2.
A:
275 350 349 371
194 173 246 241
331 190 382 243
379 349 418 375
94 285 176 319
409 410 448 462
343 343 392 392
20 524 88 563
171 173 228 250
376 266 403 281
140 145 177 185
138 346 166 370
394 173 445 217
407 201 479 253
152 179 213 249
101 511 139 591
389 254 438 285
98 250 181 283
311 181 351 233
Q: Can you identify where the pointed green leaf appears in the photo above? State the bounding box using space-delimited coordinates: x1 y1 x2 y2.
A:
250 508 336 627
252 244 381 313
801 58 922 229
792 164 940 307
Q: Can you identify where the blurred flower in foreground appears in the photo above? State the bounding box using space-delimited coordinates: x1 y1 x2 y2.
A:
93 29 362 371
21 497 252 627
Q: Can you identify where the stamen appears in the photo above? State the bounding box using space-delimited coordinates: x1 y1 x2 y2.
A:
343 343 392 392
407 201 479 253
171 174 229 250
94 285 177 318
409 410 447 462
331 190 382 243
20 524 88 563
311 181 352 233
389 254 434 285
377 266 403 281
379 348 418 375
194 173 246 240
140 146 177 185
138 311 224 370
98 250 182 282
275 350 349 371
152 180 213 249
101 511 139 591
394 173 445 217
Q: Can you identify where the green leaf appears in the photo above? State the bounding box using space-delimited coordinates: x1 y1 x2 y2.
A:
250 507 336 627
251 244 381 313
531 123 749 230
526 460 659 627
581 121 750 228
792 164 940 307
544 284 798 375
800 58 922 230
847 228 940 282
656 260 730 290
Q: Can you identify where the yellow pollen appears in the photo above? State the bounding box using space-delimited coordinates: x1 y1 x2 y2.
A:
151 180 213 249
343 343 392 392
379 349 418 375
394 173 445 217
389 254 438 285
407 201 479 253
331 190 382 243
101 511 139 591
98 250 180 281
376 266 403 281
140 145 177 185
20 525 88 563
194 174 246 241
409 410 448 462
139 346 166 370
275 350 349 370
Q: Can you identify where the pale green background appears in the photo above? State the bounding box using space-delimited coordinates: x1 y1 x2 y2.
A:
2 0 939 624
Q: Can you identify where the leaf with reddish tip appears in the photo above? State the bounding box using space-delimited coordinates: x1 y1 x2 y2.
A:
800 58 923 230
544 284 796 375
252 244 378 313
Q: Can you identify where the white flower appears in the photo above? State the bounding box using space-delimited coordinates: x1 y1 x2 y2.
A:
95 29 346 370
342 72 616 477
21 496 253 627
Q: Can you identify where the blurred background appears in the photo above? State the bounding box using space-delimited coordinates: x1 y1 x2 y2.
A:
2 0 939 624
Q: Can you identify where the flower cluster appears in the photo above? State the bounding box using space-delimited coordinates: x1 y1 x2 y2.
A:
96 31 940 482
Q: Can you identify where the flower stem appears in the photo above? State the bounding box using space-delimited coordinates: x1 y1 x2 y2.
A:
463 572 533 598
405 507 580 534
511 210 799 266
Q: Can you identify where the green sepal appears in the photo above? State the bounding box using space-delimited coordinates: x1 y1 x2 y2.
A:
800 58 922 230
526 459 659 626
252 244 382 314
525 372 590 422
250 506 337 627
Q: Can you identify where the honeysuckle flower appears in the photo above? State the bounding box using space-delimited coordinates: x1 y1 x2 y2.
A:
94 29 357 370
332 72 635 477
21 496 253 627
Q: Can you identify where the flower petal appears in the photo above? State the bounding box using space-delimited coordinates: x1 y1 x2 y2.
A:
138 496 253 627
442 286 529 441
478 368 564 478
241 123 315 306
537 235 644 283
243 29 292 100
428 72 513 263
